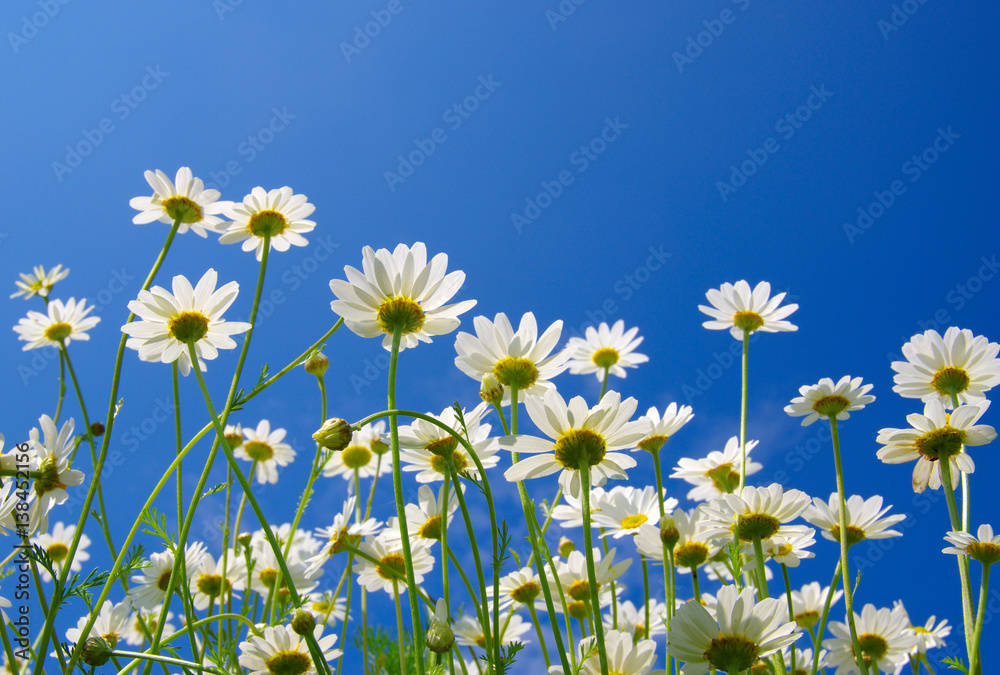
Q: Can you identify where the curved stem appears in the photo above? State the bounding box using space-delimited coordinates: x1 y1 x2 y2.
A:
578 460 609 675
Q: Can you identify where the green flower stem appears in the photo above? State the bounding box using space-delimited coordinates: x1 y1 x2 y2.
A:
751 536 770 600
529 508 575 669
650 449 674 674
111 651 226 674
828 417 869 675
523 487 562 569
492 401 510 435
43 216 184 675
352 470 371 675
600 530 618 629
54 350 66 423
781 563 796 675
393 581 409 675
641 554 650 639
920 653 938 675
690 565 701 601
440 472 454 675
578 458 610 675
738 332 749 491
970 562 989 675
172 363 184 541
386 325 428 675
0 619 18 675
115 614 264 675
599 367 610 401
231 460 256 540
447 548 485 621
283 372 329 557
938 457 976 659
527 603 551 669
334 555 356 675
812 560 841 675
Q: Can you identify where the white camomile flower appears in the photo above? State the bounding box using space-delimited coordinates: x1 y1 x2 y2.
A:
635 507 721 571
129 167 232 236
700 483 812 547
500 389 648 497
65 599 133 650
603 599 669 641
382 483 461 546
330 242 476 351
943 523 1000 565
490 565 543 611
28 415 84 519
454 311 571 404
565 320 649 381
123 607 175 647
557 547 631 612
781 582 842 632
32 522 89 582
453 610 531 649
322 420 390 480
892 601 951 656
189 550 247 611
121 268 251 376
247 539 320 601
743 527 816 569
10 264 69 300
784 375 875 426
398 402 499 483
891 327 1000 409
804 493 906 548
238 624 342 675
219 186 316 261
549 629 663 675
591 485 677 539
671 436 762 501
14 298 99 351
129 542 208 610
355 531 434 595
233 420 296 484
633 403 694 454
307 496 382 576
823 603 917 674
698 280 798 340
545 471 608 528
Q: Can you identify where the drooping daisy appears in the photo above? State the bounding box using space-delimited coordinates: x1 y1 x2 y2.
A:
591 485 677 539
238 624 342 675
781 582 842 632
32 522 90 582
804 494 906 548
65 599 133 649
784 376 875 426
698 280 798 340
891 327 1000 409
354 531 434 595
453 610 531 649
218 186 316 261
549 629 660 675
398 403 499 482
876 399 996 493
454 312 571 403
129 542 208 609
701 483 812 547
233 420 296 484
943 523 1000 564
500 389 648 496
14 298 100 351
566 320 649 382
322 420 391 480
823 603 917 674
121 268 251 375
671 436 762 501
666 585 799 675
10 264 70 300
329 242 476 351
28 415 84 518
129 167 231 236
634 403 694 454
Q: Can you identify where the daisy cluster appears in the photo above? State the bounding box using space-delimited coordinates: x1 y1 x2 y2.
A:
5 167 998 675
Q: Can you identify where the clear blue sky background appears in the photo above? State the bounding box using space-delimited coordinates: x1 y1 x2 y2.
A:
3 0 999 671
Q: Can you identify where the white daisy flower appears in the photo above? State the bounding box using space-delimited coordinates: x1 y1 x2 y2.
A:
489 565 543 611
876 399 995 493
32 522 89 582
784 375 875 426
701 483 812 547
635 507 721 570
666 585 799 675
10 264 69 300
603 599 668 641
322 421 390 480
302 591 348 626
13 297 100 351
383 483 461 546
329 242 476 351
121 268 251 376
557 548 631 612
780 646 827 674
943 523 1000 565
891 327 1000 409
566 320 649 381
65 599 133 649
189 549 246 611
891 601 951 656
453 610 531 649
545 471 608 528
698 280 798 340
634 403 694 453
592 485 677 539
500 389 648 496
254 522 323 559
453 312 571 403
129 167 232 236
233 420 296 484
219 186 316 261
129 543 208 610
398 403 499 483
247 538 320 603
671 436 762 501
28 415 84 519
238 624 341 675
123 607 175 647
743 527 816 568
355 531 433 595
804 494 906 547
307 496 382 575
823 602 917 674
549 629 660 675
781 582 842 631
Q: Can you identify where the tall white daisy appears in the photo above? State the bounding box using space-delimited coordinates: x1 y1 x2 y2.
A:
129 543 208 609
823 603 917 674
784 376 875 426
330 242 476 351
804 494 906 547
781 582 842 632
634 403 694 454
28 415 84 520
454 610 531 649
550 629 660 675
32 522 89 582
671 436 762 501
354 531 434 594
121 268 251 375
219 186 317 261
565 320 649 381
591 485 677 539
701 483 812 547
892 327 1000 409
398 403 499 482
10 264 69 300
698 280 798 340
635 508 721 570
129 167 232 236
383 483 461 546
238 624 341 675
66 600 133 649
14 298 99 351
233 420 296 484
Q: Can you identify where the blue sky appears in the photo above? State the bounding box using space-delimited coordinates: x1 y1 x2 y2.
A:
3 0 999 671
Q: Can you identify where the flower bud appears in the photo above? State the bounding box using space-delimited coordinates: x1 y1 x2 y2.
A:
371 438 390 455
558 536 575 557
313 418 352 451
304 350 329 377
89 422 105 437
291 609 316 636
479 373 504 406
81 636 113 667
425 599 455 654
660 517 680 548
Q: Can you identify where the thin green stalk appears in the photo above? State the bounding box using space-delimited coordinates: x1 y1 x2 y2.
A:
394 581 409 675
599 367 610 401
527 604 550 669
812 560 841 675
738 332 749 491
440 473 455 675
938 457 976 660
172 363 183 540
111 651 226 674
334 555 356 675
970 562 988 675
651 450 673 674
641 554 650 639
578 459 610 675
283 373 329 556
781 564 796 675
54 350 66 424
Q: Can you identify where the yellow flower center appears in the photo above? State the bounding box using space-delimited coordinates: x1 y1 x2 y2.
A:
812 395 851 417
932 367 971 397
244 440 274 462
567 601 588 619
418 515 443 540
732 311 764 333
794 610 820 630
195 574 231 599
705 463 739 493
492 356 540 389
620 514 648 530
914 427 966 460
509 580 541 604
44 322 73 342
967 542 1000 566
157 570 173 592
168 311 210 344
591 347 620 369
377 553 407 580
247 209 289 237
429 448 469 475
162 196 203 224
674 541 710 568
34 456 67 498
264 650 312 675
567 579 593 601
376 296 425 335
47 542 69 563
638 434 668 454
703 634 760 672
553 429 606 470
734 513 781 542
341 445 373 469
830 524 867 548
857 633 889 661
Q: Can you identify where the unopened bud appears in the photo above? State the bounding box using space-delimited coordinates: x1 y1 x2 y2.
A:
291 609 316 636
371 438 390 455
313 418 352 451
236 532 253 550
89 422 105 437
81 636 113 667
479 373 504 406
558 536 575 557
660 517 680 548
426 599 455 654
304 350 329 377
